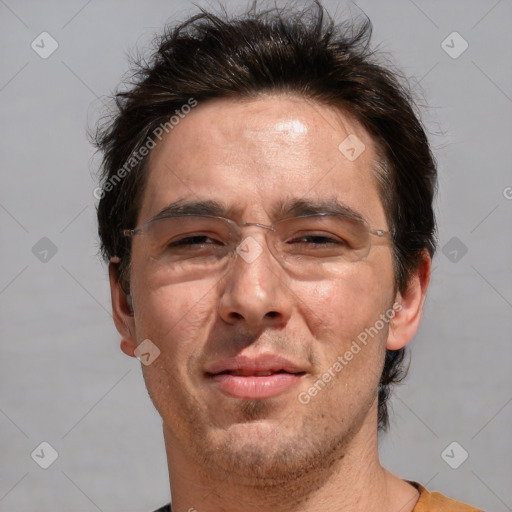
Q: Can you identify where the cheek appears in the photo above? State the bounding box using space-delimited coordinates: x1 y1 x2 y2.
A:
296 277 390 412
131 281 219 417
131 277 218 359
296 266 392 344
295 262 394 395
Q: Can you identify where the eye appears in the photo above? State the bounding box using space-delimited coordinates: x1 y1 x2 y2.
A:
287 233 347 246
169 235 223 247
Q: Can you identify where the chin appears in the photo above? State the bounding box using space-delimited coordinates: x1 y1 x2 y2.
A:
196 413 347 484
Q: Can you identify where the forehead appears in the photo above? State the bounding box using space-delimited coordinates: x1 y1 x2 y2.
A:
140 94 385 226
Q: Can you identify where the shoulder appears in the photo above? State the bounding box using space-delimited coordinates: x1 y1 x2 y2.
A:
410 481 484 512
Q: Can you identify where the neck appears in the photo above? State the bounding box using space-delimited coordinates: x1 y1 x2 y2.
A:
163 416 419 512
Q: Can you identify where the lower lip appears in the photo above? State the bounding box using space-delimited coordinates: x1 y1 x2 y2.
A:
208 372 303 399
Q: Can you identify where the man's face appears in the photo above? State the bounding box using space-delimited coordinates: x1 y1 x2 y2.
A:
123 95 398 480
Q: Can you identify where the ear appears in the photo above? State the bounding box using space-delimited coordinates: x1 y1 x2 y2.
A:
108 260 137 358
386 250 431 350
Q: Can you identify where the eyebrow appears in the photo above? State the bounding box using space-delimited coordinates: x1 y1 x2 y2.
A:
148 197 367 225
271 198 366 224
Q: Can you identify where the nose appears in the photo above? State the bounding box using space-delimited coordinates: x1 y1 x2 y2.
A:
217 234 292 329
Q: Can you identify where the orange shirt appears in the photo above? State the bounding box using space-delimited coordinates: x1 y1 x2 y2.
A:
411 482 483 512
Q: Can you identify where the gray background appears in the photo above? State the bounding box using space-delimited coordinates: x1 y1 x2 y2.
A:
1 0 511 511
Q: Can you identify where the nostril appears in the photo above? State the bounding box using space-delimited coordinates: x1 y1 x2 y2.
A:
266 311 279 318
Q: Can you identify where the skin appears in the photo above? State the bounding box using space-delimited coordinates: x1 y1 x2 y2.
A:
109 94 431 512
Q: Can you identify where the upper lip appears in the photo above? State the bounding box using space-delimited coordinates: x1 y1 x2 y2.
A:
205 354 306 376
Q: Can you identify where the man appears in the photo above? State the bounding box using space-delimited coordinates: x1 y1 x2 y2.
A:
94 2 481 511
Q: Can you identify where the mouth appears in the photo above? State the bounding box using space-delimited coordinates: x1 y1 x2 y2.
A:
211 369 305 376
205 369 306 399
204 354 308 399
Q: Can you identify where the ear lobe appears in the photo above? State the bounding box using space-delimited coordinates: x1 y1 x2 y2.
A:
386 250 431 351
108 261 137 358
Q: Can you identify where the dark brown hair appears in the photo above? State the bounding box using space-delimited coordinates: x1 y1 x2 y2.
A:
94 1 437 430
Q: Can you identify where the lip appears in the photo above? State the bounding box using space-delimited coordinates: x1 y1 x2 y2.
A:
204 354 306 399
205 354 304 375
208 373 304 399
